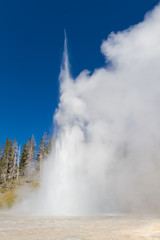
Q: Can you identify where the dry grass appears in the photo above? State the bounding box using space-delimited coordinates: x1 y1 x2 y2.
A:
0 190 17 208
0 178 39 209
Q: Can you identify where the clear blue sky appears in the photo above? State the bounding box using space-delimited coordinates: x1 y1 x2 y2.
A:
0 0 159 147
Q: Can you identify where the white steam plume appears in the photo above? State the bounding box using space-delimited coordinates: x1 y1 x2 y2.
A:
21 3 160 215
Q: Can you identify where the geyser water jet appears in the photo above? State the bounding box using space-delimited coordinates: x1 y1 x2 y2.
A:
21 3 160 216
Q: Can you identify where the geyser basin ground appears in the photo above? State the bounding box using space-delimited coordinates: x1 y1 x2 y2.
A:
0 211 160 240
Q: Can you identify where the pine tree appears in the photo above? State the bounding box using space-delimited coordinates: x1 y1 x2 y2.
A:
27 136 36 165
0 143 4 184
0 143 3 158
13 140 18 179
47 135 54 154
19 142 28 176
7 140 18 180
0 138 12 185
25 136 36 179
16 145 21 180
36 131 50 173
37 132 48 160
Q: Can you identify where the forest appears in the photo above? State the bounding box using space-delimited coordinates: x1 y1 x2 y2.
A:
0 132 53 189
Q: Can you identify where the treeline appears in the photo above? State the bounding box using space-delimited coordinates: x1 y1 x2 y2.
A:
0 132 53 187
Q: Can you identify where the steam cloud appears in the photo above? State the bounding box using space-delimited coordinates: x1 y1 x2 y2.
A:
22 3 160 215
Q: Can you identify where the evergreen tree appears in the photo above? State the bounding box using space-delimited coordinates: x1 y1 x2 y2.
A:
27 136 36 165
19 142 27 176
8 140 18 180
19 136 36 178
0 143 4 184
16 145 21 180
0 143 3 159
36 131 51 173
25 136 36 179
47 135 54 154
36 131 48 162
0 138 12 185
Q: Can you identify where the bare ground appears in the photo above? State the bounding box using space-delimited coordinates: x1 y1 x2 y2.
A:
0 210 160 240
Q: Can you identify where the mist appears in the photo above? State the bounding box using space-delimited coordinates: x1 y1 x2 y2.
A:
17 3 160 216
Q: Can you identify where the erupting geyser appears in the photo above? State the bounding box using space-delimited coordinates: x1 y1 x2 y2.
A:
19 3 160 216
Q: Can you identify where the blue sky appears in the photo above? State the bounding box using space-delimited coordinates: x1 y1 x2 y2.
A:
0 0 159 146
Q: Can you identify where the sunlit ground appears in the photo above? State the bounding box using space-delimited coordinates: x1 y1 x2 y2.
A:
0 210 160 239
